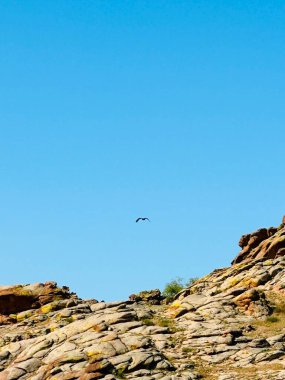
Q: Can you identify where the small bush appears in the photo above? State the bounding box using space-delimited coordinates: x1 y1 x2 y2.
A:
266 316 279 323
156 317 173 328
162 277 199 300
162 277 184 299
182 347 194 353
141 318 154 326
273 302 285 314
115 367 127 379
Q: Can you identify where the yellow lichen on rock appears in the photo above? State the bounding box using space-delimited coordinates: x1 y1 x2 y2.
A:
40 303 54 314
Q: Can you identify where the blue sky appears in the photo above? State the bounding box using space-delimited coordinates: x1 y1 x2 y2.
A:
0 1 284 301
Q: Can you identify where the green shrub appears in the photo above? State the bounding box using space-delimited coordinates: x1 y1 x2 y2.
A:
272 302 285 314
162 277 184 299
162 277 198 299
182 347 194 353
141 318 154 326
266 316 279 323
115 367 127 378
156 317 174 328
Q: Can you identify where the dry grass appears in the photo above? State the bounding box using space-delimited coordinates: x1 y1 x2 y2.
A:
267 291 285 313
196 362 284 380
141 314 181 331
155 317 174 328
193 360 218 380
248 316 285 337
246 291 285 338
233 363 284 373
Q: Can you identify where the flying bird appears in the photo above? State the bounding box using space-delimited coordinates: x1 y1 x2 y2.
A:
135 217 150 223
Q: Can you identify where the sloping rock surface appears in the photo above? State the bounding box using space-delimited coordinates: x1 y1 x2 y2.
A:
0 285 191 380
1 221 285 379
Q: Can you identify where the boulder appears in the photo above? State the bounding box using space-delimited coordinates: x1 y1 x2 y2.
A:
0 282 75 315
232 220 285 265
129 289 164 305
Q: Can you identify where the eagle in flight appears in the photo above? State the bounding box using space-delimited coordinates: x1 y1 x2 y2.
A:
136 217 150 223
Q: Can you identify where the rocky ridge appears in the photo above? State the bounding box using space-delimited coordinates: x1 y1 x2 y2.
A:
0 220 285 380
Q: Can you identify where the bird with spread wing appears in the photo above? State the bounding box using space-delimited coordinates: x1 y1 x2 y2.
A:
135 217 150 223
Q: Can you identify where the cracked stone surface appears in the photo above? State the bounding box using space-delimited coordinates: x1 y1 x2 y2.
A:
0 221 285 379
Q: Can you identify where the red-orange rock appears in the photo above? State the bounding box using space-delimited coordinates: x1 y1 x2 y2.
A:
0 282 74 315
232 221 285 265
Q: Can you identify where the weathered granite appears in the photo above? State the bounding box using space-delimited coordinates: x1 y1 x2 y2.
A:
1 221 285 379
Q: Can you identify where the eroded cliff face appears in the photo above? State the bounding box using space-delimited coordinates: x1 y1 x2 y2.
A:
0 221 285 380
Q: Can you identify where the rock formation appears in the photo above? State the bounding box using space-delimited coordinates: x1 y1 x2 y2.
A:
129 290 164 305
231 219 285 265
0 282 73 317
0 220 285 379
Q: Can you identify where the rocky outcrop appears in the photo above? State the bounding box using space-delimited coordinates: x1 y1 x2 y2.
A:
0 295 195 380
170 222 285 379
232 218 285 265
0 282 75 316
1 221 285 379
129 290 164 305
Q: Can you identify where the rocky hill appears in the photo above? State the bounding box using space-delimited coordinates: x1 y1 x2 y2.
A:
0 220 285 380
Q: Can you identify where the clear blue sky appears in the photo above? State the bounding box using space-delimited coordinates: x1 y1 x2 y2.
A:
0 1 284 301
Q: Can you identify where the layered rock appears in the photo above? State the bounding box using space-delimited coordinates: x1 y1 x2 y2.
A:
129 290 164 305
0 282 75 316
0 281 198 380
1 221 285 379
170 222 285 379
232 217 285 265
